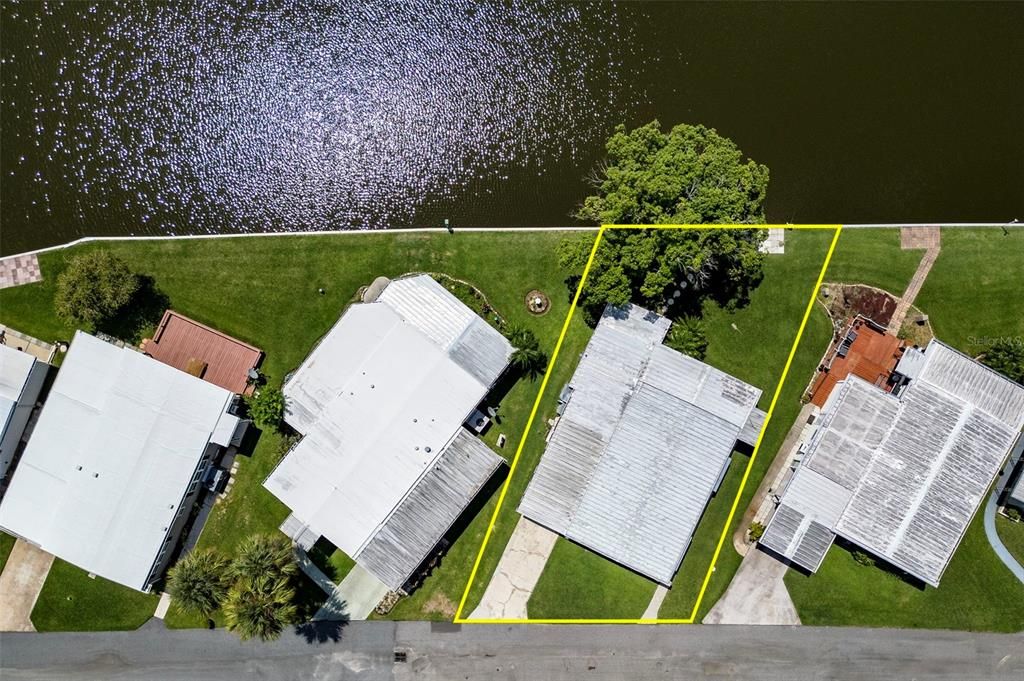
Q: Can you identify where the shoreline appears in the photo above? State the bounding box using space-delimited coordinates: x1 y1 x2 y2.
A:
2 222 1019 260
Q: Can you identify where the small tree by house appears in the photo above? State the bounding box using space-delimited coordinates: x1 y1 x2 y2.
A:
665 316 709 360
852 550 876 567
222 574 298 642
982 338 1024 384
246 387 286 431
748 521 766 542
54 251 140 328
231 533 298 582
507 323 548 379
166 548 232 619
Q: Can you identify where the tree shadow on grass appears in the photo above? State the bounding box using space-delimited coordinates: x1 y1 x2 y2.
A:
96 275 170 345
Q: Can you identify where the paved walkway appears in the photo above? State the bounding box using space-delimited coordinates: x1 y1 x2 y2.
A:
0 255 42 289
733 403 818 556
0 540 54 632
888 226 941 333
469 516 558 620
983 492 1024 584
703 547 801 625
314 564 390 622
640 585 669 619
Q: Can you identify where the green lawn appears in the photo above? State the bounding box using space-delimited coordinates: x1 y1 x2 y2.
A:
0 231 585 626
780 226 1024 632
822 227 924 296
786 514 1024 632
527 538 656 619
914 228 1024 354
996 515 1024 568
0 531 16 574
31 558 158 632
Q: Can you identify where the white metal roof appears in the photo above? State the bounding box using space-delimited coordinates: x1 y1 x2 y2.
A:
518 304 762 585
267 275 511 584
766 339 1024 586
0 332 233 591
0 344 37 434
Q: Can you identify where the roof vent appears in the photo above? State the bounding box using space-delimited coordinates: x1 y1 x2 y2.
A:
93 473 99 478
425 446 432 453
76 465 82 471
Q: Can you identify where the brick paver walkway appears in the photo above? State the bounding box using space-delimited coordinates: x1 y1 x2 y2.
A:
888 226 942 333
0 255 42 289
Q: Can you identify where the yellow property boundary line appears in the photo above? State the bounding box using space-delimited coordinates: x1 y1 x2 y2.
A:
454 224 844 624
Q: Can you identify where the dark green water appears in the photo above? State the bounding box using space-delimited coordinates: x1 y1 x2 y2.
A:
1 1 1022 255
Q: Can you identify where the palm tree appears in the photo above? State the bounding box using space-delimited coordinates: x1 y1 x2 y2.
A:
507 323 548 379
223 574 298 641
231 534 299 582
166 548 231 618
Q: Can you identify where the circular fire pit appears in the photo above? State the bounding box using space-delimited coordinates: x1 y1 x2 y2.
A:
525 289 550 316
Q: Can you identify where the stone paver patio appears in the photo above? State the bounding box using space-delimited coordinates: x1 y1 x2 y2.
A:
0 254 42 289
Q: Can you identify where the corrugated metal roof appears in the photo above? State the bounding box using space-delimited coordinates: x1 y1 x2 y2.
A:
268 275 511 587
566 386 737 583
760 468 847 572
356 429 502 590
918 340 1024 430
769 337 1024 586
0 332 233 591
518 304 762 585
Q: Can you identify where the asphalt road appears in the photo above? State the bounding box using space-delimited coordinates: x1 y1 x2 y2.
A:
1 621 1022 681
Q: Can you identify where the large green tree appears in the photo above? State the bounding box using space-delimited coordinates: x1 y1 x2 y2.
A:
565 121 770 323
558 227 766 324
166 548 232 619
577 121 769 226
54 251 140 328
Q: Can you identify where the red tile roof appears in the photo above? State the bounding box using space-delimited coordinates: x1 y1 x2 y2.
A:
810 318 903 407
143 311 263 394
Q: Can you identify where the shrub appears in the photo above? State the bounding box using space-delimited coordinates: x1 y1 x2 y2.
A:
222 575 298 641
246 387 285 431
748 521 766 542
982 338 1024 384
852 550 876 567
507 323 548 379
231 533 298 582
54 251 140 328
1007 507 1022 522
166 548 232 618
665 316 709 360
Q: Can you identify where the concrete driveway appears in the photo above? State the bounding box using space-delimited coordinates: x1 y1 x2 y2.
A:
469 516 557 620
0 540 54 632
703 546 800 625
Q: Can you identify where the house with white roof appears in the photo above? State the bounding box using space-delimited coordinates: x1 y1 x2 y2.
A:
0 331 245 592
265 274 513 591
0 344 49 482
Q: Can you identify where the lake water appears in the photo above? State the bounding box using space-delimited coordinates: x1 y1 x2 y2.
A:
2 1 1022 254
